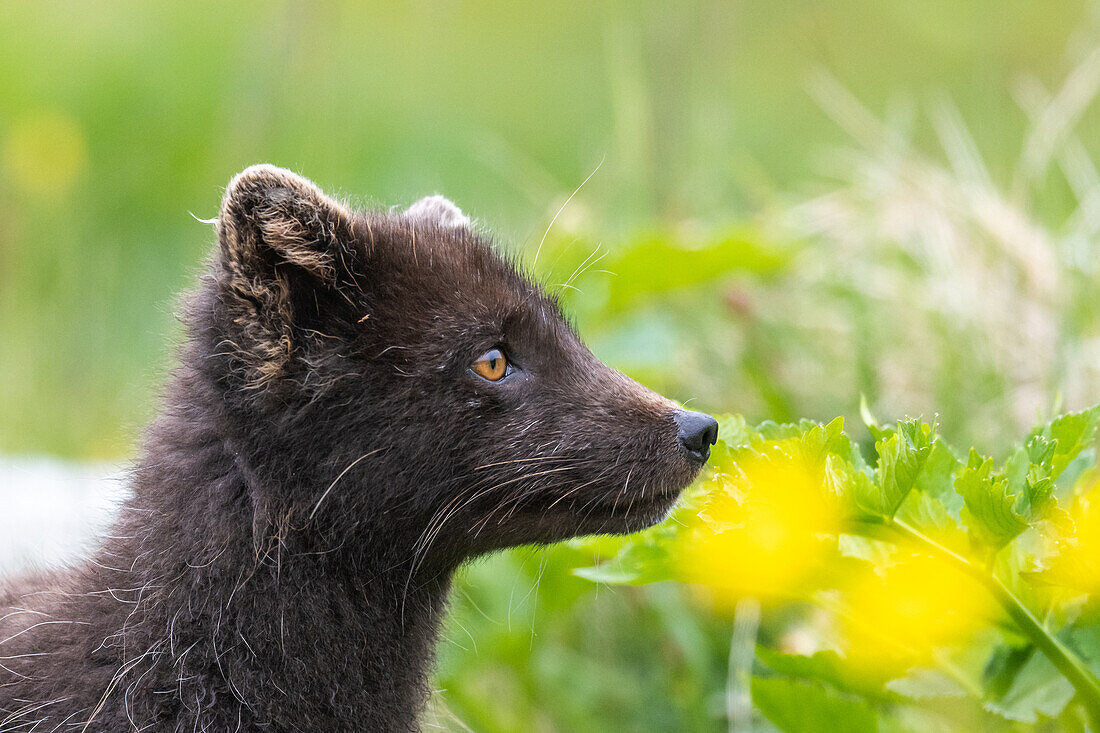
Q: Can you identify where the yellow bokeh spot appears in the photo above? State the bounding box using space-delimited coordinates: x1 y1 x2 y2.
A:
842 553 994 672
1048 478 1100 596
4 111 87 195
1070 488 1100 594
677 447 841 604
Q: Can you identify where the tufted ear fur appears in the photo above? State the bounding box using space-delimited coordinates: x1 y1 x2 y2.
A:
218 164 357 283
404 194 470 229
215 165 362 390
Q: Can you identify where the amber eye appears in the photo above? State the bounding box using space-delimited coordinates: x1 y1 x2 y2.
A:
471 348 509 382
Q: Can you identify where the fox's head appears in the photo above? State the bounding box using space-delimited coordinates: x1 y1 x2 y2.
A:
200 165 717 568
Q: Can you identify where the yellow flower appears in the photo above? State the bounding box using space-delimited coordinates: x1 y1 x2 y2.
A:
1045 478 1100 596
676 444 841 605
841 553 994 671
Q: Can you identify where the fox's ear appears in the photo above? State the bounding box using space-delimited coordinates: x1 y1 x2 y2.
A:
404 194 470 229
215 166 363 391
218 165 356 283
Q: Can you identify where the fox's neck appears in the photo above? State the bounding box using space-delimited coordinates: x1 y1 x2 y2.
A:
87 363 453 731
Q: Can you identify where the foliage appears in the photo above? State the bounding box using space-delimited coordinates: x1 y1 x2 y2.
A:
576 404 1100 730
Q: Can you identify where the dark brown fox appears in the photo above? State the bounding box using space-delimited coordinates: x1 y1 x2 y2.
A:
0 166 717 732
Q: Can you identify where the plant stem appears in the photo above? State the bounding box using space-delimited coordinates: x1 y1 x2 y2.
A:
881 518 1100 724
728 598 760 733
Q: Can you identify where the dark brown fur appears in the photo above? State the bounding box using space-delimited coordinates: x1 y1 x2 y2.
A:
0 166 712 731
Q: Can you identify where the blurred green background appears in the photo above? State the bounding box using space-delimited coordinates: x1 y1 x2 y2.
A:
4 1 1100 730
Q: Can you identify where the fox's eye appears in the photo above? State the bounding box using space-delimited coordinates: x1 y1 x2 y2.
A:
471 348 509 382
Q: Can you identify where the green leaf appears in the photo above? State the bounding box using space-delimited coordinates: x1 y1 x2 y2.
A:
955 449 1030 549
830 454 879 520
550 230 792 316
1026 433 1056 470
757 418 826 443
756 647 897 702
796 416 853 469
572 539 674 585
1068 623 1100 677
1047 406 1100 481
854 418 935 520
751 677 881 733
886 668 968 699
715 414 753 451
1023 406 1100 489
1002 447 1029 497
912 440 963 501
984 649 1075 723
982 644 1036 701
894 489 966 547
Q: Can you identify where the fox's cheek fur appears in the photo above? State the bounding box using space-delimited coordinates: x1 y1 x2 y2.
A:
0 165 717 732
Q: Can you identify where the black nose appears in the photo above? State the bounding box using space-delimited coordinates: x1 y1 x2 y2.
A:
674 410 719 465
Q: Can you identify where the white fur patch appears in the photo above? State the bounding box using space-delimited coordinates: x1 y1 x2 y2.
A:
404 195 470 229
